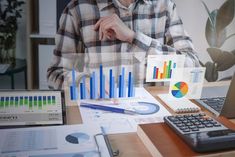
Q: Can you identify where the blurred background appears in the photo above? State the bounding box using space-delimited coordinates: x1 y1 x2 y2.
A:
0 0 234 89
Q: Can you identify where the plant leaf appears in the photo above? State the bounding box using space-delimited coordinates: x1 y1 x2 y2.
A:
216 0 235 33
207 48 235 71
201 0 215 27
205 10 227 47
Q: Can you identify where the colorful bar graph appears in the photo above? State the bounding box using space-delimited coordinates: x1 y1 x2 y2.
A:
152 60 176 80
79 65 135 100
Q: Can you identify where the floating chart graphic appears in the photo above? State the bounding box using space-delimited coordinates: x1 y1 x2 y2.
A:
169 67 206 99
171 82 189 98
65 133 90 144
78 65 134 100
146 55 185 82
152 60 176 79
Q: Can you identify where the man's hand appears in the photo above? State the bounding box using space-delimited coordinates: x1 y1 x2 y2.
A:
94 14 135 43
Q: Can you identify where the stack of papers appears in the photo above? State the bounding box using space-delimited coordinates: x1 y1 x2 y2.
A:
0 124 111 157
80 87 171 134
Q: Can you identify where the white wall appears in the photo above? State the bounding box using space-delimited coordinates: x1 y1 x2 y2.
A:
173 0 235 79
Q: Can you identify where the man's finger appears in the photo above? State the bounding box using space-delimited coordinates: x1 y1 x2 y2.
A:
99 26 103 40
94 16 109 30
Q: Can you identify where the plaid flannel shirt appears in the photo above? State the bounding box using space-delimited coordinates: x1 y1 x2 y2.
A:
47 0 200 89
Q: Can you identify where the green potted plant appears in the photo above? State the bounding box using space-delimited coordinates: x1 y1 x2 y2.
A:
0 0 25 65
201 0 235 82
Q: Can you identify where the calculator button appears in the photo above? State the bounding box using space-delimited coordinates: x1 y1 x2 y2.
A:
176 123 184 127
214 124 222 127
192 128 199 131
173 121 181 124
205 124 214 127
179 126 188 130
183 129 190 132
168 117 177 122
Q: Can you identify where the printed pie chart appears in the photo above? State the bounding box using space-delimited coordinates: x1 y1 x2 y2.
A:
65 133 90 144
171 82 188 98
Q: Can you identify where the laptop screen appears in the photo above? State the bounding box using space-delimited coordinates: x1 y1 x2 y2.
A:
0 90 65 128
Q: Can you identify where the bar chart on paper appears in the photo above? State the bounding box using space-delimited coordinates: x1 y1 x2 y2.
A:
146 55 185 82
79 64 135 100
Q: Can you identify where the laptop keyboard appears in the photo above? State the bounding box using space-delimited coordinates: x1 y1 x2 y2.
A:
200 97 225 112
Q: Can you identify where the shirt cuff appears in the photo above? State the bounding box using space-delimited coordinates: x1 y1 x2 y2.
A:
132 32 152 51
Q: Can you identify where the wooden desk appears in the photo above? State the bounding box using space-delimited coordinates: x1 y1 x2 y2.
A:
65 82 235 157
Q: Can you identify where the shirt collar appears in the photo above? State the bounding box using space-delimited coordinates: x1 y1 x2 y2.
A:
96 0 150 11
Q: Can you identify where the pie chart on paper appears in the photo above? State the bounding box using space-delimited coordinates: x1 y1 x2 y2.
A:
171 82 188 98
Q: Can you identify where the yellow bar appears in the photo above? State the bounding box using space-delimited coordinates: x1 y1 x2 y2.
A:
163 61 167 78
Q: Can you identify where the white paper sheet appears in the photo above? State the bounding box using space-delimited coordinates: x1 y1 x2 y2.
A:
80 88 171 134
0 124 111 157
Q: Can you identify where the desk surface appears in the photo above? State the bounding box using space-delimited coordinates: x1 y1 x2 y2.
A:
65 82 235 157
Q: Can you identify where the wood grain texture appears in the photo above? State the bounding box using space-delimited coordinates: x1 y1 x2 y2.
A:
138 122 235 157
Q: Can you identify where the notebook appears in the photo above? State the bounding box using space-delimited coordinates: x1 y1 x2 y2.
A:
158 94 200 113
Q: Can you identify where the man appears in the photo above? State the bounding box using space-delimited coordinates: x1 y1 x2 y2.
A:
47 0 199 89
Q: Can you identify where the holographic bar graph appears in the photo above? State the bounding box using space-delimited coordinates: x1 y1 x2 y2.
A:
79 65 135 100
152 60 175 79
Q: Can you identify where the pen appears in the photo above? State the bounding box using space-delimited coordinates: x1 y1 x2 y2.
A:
80 103 136 115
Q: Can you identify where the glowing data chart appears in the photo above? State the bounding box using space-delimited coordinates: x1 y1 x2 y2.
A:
79 65 135 100
170 67 206 99
171 82 189 98
146 55 186 82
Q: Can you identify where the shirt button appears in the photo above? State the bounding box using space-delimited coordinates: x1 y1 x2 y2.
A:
125 12 131 16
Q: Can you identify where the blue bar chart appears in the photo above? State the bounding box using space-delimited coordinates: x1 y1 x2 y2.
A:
78 65 135 100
